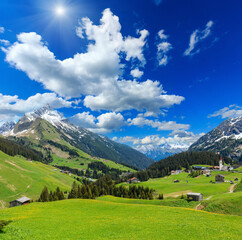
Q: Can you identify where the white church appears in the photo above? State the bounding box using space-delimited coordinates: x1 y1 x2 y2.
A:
219 156 233 171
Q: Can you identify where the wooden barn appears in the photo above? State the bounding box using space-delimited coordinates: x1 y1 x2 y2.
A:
215 174 225 183
187 193 203 201
9 196 30 208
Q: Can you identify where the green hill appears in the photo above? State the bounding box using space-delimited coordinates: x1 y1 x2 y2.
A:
8 118 136 174
7 105 154 169
122 171 241 198
0 199 241 239
0 151 74 208
202 191 242 216
145 151 233 179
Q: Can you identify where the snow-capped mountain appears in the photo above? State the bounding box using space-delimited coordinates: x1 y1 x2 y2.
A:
137 143 187 161
18 104 76 131
0 121 16 136
3 105 154 169
189 116 242 160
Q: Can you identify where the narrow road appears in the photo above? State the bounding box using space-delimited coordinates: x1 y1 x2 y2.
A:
229 183 237 193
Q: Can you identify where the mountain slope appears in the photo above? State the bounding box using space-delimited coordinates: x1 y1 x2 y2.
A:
0 121 15 136
189 116 242 160
4 105 154 169
0 150 74 208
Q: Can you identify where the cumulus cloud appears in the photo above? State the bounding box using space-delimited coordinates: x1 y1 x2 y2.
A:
208 105 242 119
128 116 190 131
156 30 172 66
115 131 204 153
0 26 4 33
0 92 75 124
2 8 184 115
0 39 10 46
69 111 125 133
184 20 214 56
84 80 184 113
130 68 144 78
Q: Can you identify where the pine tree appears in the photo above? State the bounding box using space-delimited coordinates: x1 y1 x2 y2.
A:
39 186 49 202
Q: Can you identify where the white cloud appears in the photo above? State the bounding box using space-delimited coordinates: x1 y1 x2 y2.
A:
2 8 184 115
157 30 172 66
0 39 10 46
0 92 75 124
130 68 143 78
0 26 4 33
128 116 190 131
158 30 168 40
208 105 242 119
184 20 214 56
115 131 204 153
84 80 184 113
69 111 125 133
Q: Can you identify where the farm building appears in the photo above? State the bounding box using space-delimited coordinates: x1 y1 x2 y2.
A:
201 169 210 175
171 170 182 175
9 196 30 208
127 177 140 184
187 193 203 201
215 174 225 183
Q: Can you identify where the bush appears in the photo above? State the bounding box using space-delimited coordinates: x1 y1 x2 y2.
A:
0 220 12 233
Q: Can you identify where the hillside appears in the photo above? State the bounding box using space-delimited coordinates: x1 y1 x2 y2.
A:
1 199 241 239
121 171 241 198
4 118 135 176
2 105 154 169
143 151 233 179
189 116 242 160
0 151 74 208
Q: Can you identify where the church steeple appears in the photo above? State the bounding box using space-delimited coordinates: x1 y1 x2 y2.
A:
219 156 223 170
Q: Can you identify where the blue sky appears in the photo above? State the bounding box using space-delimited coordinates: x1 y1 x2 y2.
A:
0 0 241 153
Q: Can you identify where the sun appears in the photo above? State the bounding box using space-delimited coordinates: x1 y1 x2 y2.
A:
55 6 66 16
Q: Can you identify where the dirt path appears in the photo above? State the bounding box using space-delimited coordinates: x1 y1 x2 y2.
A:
195 196 213 210
229 183 237 193
5 160 30 172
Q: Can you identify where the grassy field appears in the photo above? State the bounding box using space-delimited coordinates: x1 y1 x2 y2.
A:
0 151 74 208
50 151 135 173
97 195 198 208
0 199 241 240
202 191 242 216
121 171 241 198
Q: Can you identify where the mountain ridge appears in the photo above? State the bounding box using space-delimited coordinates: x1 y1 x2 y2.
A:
189 116 242 160
1 105 154 169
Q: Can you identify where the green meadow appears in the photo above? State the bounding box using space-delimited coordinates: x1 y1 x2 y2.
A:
50 150 135 173
202 191 242 216
122 171 241 198
0 199 241 240
0 151 74 208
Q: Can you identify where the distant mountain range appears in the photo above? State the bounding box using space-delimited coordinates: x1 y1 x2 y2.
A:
143 145 186 161
0 105 154 169
189 116 242 160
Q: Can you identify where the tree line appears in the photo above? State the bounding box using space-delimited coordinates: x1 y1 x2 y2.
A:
0 137 43 162
124 151 234 181
38 186 65 202
38 175 154 202
8 136 53 163
68 175 154 200
57 161 131 181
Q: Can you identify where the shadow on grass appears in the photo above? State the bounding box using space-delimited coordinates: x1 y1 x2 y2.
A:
0 220 12 233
